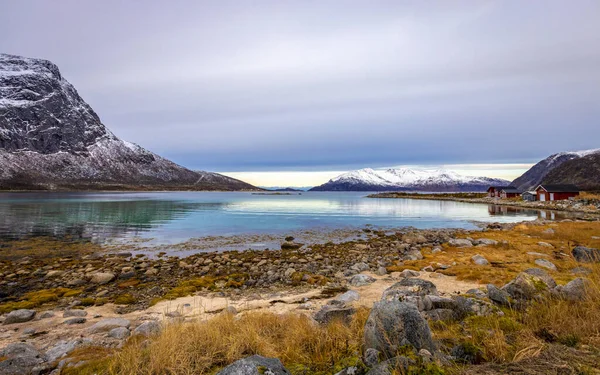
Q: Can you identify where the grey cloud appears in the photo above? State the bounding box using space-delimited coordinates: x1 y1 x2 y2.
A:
1 0 599 172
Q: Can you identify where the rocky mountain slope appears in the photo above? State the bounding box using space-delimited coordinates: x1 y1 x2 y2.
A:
310 168 509 192
511 148 600 191
0 53 256 191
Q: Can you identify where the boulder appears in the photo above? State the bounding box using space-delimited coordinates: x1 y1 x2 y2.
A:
314 304 356 325
89 272 115 284
399 269 420 278
0 343 47 375
3 309 36 325
471 254 489 266
375 267 388 276
64 317 86 325
501 273 548 301
349 274 376 287
281 242 302 250
572 246 600 263
133 321 161 336
555 278 589 301
449 239 473 248
487 284 511 306
63 309 87 318
364 300 436 357
45 339 85 363
534 259 557 271
381 278 437 302
351 262 370 272
363 348 381 367
216 355 291 375
108 327 131 339
474 239 498 246
89 318 131 333
523 268 557 288
336 290 360 304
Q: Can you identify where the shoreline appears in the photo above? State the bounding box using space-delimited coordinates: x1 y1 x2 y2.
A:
367 192 600 216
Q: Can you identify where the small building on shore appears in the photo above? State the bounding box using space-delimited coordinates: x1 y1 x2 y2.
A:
500 188 522 199
522 191 537 201
535 184 580 201
487 186 516 198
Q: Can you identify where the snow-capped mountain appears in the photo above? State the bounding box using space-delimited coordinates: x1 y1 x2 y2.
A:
0 53 257 190
310 168 510 192
512 148 600 191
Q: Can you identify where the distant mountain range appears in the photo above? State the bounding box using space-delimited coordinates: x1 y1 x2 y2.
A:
310 168 510 192
511 148 600 191
0 53 257 191
260 186 313 192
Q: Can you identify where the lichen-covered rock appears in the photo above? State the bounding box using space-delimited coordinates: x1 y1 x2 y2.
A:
487 284 511 306
364 356 413 375
364 300 436 357
501 272 548 300
523 268 557 288
449 239 473 248
216 355 291 375
381 278 437 302
534 258 557 271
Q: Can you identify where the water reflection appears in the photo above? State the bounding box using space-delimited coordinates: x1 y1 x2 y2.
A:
0 192 566 243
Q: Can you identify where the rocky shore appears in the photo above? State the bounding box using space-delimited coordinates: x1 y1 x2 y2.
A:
1 218 600 374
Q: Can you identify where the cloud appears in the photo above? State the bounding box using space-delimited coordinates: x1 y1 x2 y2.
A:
1 0 600 177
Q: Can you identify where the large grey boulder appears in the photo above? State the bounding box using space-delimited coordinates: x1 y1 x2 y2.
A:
501 272 548 301
216 355 291 375
487 284 511 306
523 268 557 288
364 301 436 357
88 318 131 333
133 321 161 336
555 278 589 301
45 339 85 363
572 246 600 263
0 343 47 375
349 274 376 287
3 309 36 325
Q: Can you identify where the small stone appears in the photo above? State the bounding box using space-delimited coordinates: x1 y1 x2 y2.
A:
216 355 291 375
534 259 557 271
39 311 55 319
474 239 498 246
64 317 87 325
374 266 387 276
399 269 420 278
449 239 473 248
471 254 489 266
89 318 131 333
336 290 360 304
89 272 115 284
63 309 87 318
349 274 376 287
538 242 554 248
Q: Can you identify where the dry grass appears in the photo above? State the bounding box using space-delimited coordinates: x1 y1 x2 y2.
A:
579 191 600 201
101 308 370 375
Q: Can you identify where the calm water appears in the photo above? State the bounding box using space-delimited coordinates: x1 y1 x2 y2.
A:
0 192 557 246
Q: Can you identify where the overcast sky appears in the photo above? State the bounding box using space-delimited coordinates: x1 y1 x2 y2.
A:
2 1 599 186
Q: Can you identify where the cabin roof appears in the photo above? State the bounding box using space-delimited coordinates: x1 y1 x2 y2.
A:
535 184 580 193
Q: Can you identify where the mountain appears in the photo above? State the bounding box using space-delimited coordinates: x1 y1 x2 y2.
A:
260 186 313 192
511 148 600 191
310 168 510 192
0 53 257 191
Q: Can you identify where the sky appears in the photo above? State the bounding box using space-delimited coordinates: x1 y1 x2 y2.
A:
1 1 600 187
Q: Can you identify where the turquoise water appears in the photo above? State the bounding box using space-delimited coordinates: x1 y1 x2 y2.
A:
0 191 549 244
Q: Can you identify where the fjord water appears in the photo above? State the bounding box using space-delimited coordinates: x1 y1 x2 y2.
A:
0 192 549 244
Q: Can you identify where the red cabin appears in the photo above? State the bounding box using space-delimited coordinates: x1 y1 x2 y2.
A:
500 188 522 199
535 184 580 201
487 186 516 198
